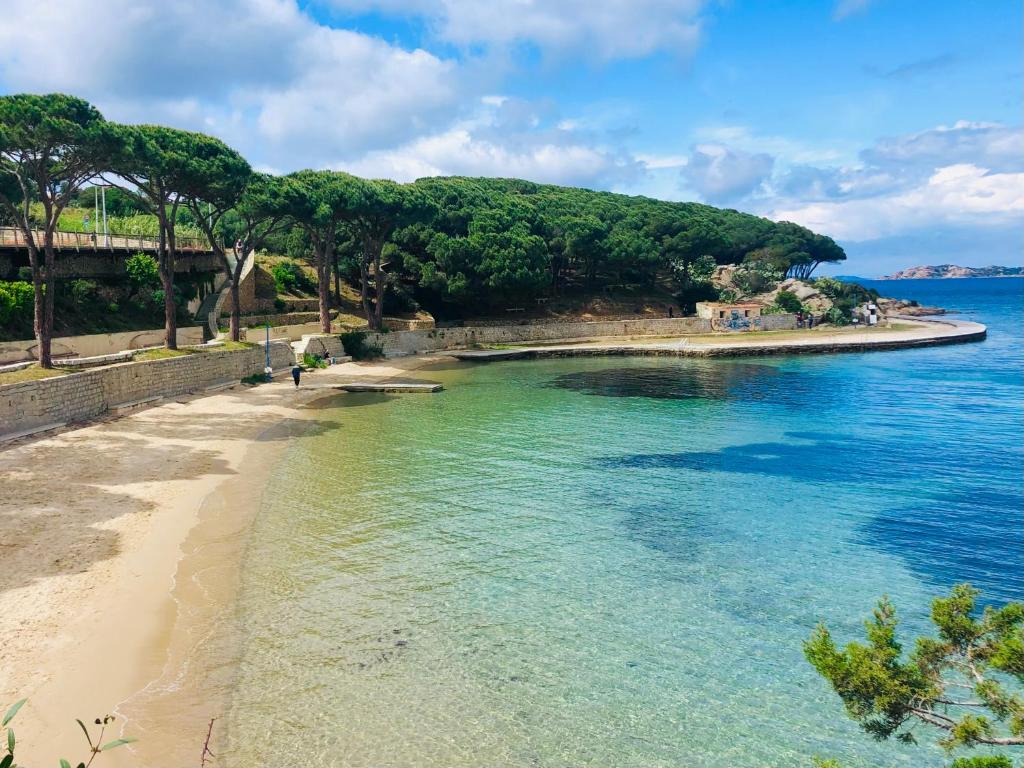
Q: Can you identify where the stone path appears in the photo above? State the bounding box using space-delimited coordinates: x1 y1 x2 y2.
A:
447 317 987 362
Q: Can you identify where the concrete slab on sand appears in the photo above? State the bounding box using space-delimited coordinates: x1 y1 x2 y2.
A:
447 318 987 361
336 382 443 393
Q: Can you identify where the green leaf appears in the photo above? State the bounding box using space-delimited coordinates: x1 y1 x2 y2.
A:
0 753 11 768
100 737 137 751
1 701 25 728
60 759 72 768
74 720 92 749
6 728 12 754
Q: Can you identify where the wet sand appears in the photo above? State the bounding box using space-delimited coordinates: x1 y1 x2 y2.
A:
0 356 448 766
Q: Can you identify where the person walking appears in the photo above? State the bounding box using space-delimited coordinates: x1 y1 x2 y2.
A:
807 314 814 329
291 363 302 388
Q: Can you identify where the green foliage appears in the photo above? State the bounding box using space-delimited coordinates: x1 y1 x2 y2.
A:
0 280 33 327
823 307 850 326
813 278 880 323
773 290 803 314
69 278 98 304
301 351 329 368
3 699 134 768
340 330 383 361
125 252 160 289
271 260 314 294
950 757 1013 768
805 583 1024 762
381 176 845 318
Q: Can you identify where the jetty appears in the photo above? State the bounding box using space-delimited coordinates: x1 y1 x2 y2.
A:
448 318 987 362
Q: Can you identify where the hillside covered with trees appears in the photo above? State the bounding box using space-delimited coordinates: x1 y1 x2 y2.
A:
1 93 847 366
322 176 847 321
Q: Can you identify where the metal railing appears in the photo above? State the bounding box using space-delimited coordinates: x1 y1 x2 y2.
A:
0 226 210 253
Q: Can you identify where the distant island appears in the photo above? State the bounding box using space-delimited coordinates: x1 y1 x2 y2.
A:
880 265 1024 280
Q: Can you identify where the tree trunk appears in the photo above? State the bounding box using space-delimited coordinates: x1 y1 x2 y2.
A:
359 258 373 328
26 240 50 369
317 240 332 334
157 212 178 349
42 239 56 368
229 249 248 343
373 248 385 331
333 252 342 305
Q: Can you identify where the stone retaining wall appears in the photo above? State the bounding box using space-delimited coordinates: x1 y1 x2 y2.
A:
0 327 206 364
1 341 293 438
359 315 797 356
296 334 346 360
0 251 222 279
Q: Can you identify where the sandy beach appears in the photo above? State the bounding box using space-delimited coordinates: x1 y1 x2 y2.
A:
0 319 989 765
0 355 447 767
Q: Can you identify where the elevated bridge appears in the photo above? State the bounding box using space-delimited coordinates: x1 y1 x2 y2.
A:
0 226 212 256
0 226 222 278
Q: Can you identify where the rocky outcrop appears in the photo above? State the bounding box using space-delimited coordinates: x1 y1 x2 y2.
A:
881 264 1024 279
876 298 946 316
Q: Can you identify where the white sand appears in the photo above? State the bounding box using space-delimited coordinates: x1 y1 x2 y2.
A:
0 356 445 766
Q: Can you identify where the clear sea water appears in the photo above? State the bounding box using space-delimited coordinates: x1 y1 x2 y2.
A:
223 278 1023 767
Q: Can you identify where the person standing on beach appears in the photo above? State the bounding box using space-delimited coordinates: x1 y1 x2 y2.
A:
291 363 302 388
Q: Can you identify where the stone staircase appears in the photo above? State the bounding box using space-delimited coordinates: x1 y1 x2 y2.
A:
196 250 253 340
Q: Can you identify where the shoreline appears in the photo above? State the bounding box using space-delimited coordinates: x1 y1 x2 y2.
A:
0 319 986 763
0 354 451 766
446 317 986 362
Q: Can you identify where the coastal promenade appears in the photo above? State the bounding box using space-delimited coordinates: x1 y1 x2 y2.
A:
446 317 987 361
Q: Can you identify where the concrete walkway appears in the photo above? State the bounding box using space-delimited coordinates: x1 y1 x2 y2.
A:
447 317 987 361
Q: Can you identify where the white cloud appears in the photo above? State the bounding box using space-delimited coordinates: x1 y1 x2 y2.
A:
339 98 643 188
0 0 463 167
769 164 1024 241
833 0 876 21
329 0 708 60
680 144 774 203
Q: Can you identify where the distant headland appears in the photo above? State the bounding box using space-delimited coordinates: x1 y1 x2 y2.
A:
880 265 1024 280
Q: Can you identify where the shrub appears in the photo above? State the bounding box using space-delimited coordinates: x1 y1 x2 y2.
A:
125 253 160 289
302 352 329 369
271 261 313 294
340 330 383 361
733 261 784 296
0 280 34 326
823 306 850 326
813 276 844 299
773 289 803 314
675 282 719 315
70 279 99 304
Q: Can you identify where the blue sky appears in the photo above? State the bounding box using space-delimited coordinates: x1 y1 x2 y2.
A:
1 0 1020 275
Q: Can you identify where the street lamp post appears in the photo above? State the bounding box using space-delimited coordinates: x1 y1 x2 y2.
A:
265 323 272 382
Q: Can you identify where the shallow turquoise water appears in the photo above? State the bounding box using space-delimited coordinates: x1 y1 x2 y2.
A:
224 279 1023 767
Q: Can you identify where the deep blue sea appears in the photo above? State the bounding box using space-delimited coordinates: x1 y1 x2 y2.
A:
223 277 1023 768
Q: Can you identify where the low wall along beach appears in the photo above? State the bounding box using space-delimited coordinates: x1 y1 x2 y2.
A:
361 315 797 355
0 327 206 364
0 341 293 439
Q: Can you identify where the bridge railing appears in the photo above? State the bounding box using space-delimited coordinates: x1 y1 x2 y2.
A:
0 227 210 253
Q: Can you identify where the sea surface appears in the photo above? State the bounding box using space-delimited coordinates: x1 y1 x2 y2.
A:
222 278 1023 767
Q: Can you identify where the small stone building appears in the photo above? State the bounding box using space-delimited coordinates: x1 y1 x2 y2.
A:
696 302 763 332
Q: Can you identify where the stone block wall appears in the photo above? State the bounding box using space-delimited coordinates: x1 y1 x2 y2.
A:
361 317 710 356
1 341 293 437
761 313 798 331
356 314 798 356
0 327 206 364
